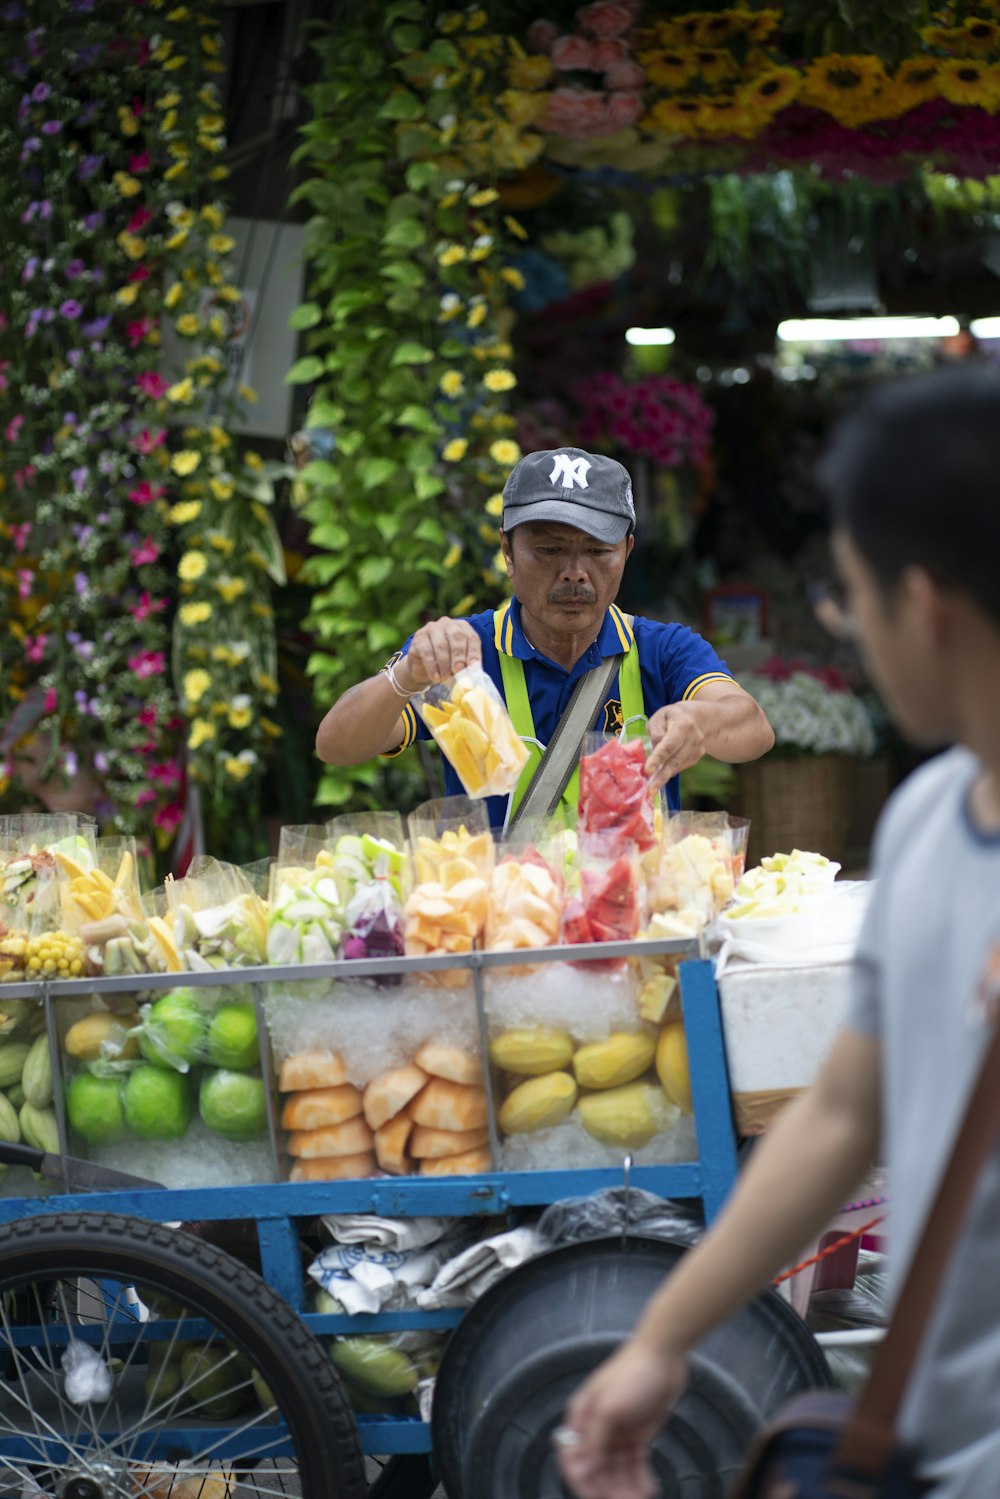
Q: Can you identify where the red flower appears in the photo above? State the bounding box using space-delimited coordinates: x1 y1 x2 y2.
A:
130 538 160 567
136 371 168 399
154 801 184 833
129 149 151 173
131 426 166 454
127 479 165 506
128 649 166 679
126 317 155 348
138 706 158 727
129 591 167 621
135 788 157 808
129 265 151 284
43 687 58 714
149 760 182 787
128 205 153 232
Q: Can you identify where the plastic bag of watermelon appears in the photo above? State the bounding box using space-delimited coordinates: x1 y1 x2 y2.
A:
561 834 644 971
412 666 529 799
578 734 657 857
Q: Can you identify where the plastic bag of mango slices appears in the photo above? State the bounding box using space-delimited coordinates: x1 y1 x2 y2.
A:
412 666 528 799
166 857 269 971
55 835 167 978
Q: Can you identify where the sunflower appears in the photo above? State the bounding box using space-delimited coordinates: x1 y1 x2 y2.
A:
646 51 698 89
647 14 702 48
645 96 706 137
801 53 893 126
692 48 738 86
919 24 963 52
961 17 1000 54
740 66 801 116
696 92 760 137
938 56 1000 107
892 57 943 110
746 7 781 43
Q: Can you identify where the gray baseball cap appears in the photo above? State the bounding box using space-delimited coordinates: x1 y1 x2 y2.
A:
501 447 635 543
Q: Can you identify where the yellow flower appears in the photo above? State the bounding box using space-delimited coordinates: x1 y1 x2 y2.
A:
443 542 462 569
175 314 199 337
172 450 201 477
168 140 191 160
188 718 216 750
198 114 225 133
499 88 549 128
167 204 195 228
485 492 503 517
164 54 187 70
483 369 516 393
178 550 208 582
508 54 553 89
962 17 1000 52
468 188 499 207
208 532 235 555
260 718 282 738
115 283 140 307
438 244 467 266
740 67 801 116
938 57 1000 107
258 672 279 694
439 293 463 321
217 285 243 302
490 439 521 466
152 39 173 62
215 577 246 603
207 315 226 340
238 384 258 403
206 477 233 501
500 266 526 290
167 5 190 19
801 54 893 126
442 438 469 462
202 32 221 54
164 282 183 310
207 233 235 255
204 261 222 287
892 58 942 109
179 601 213 626
200 203 225 230
166 377 195 404
158 91 181 109
117 107 140 137
117 232 147 260
183 668 212 703
209 165 229 181
169 501 203 525
646 50 698 89
223 757 253 782
245 451 263 471
113 172 141 198
228 706 252 729
183 267 202 287
440 371 464 397
503 214 528 240
164 160 187 181
697 93 760 138
207 425 229 450
467 302 488 328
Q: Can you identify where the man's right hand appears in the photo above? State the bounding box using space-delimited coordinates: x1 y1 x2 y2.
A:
556 1340 689 1499
395 617 482 691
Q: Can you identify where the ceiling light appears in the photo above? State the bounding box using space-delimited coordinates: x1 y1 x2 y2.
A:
970 317 1000 338
777 317 960 342
625 326 675 345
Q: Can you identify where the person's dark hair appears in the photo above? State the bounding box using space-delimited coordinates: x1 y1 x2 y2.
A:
818 365 1000 630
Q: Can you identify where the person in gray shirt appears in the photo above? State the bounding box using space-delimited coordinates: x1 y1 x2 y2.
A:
558 365 1000 1499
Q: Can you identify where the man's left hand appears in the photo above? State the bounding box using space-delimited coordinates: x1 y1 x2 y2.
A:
644 703 706 792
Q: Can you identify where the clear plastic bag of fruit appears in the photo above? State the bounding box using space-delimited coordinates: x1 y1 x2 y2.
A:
404 798 494 987
485 823 563 957
412 666 528 799
326 812 410 906
2 813 96 935
167 858 269 971
267 833 342 969
561 832 645 971
56 836 166 978
577 731 657 857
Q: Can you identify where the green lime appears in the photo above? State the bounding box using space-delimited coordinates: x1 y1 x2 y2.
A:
123 1065 193 1140
206 1002 259 1071
199 1069 267 1142
66 1072 125 1144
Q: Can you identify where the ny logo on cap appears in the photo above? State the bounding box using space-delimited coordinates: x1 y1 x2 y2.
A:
548 453 591 489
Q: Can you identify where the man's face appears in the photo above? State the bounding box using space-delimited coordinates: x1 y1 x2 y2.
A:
500 521 633 639
833 530 955 746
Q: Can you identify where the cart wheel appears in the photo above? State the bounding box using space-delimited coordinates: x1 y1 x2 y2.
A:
367 1454 438 1499
0 1212 367 1499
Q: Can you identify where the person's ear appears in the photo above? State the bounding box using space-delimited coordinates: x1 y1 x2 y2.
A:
898 565 953 650
499 529 515 580
624 534 635 560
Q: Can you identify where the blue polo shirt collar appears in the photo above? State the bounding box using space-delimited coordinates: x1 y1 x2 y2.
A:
495 598 634 667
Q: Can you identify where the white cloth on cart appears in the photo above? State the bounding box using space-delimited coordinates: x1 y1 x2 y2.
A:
308 1222 477 1315
415 1224 542 1309
712 880 872 976
319 1213 455 1253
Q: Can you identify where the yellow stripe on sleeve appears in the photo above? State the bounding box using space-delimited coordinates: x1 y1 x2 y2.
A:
681 672 737 703
504 612 514 655
494 602 511 652
379 702 418 758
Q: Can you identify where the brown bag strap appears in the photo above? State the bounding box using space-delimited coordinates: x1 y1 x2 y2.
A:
835 1013 1000 1470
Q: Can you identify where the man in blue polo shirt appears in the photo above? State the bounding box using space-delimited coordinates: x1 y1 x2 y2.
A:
316 447 774 827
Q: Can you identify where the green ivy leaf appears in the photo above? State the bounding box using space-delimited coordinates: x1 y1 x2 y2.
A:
374 513 402 544
414 472 446 501
382 218 426 250
404 161 440 191
381 261 427 287
305 401 344 429
368 620 401 651
391 23 423 52
298 459 339 486
358 557 394 589
424 39 460 67
288 302 323 331
299 553 345 585
310 522 350 551
378 88 422 121
285 355 325 385
390 341 434 366
396 406 442 434
386 289 420 314
330 289 381 319
383 0 423 26
359 457 399 489
414 518 446 544
337 432 364 456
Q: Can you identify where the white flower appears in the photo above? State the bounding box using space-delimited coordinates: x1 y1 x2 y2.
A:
741 672 876 758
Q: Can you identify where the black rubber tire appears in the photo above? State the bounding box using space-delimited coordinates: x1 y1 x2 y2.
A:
367 1454 438 1499
0 1211 367 1499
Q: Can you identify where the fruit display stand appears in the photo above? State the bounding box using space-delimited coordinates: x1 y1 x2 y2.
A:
0 935 739 1470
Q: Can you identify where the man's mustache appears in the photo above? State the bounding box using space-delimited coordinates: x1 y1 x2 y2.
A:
549 588 597 604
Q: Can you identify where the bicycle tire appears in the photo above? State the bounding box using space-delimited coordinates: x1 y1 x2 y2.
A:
0 1211 367 1499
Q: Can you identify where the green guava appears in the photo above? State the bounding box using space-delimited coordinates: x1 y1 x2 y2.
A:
138 990 208 1071
123 1065 193 1140
206 1002 259 1071
199 1069 267 1141
66 1072 126 1144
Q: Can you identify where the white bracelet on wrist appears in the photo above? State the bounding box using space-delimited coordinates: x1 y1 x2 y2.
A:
385 660 415 699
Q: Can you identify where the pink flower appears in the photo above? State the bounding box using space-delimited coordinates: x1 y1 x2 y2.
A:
128 649 166 679
578 0 639 37
603 59 644 89
605 90 643 130
17 569 32 601
127 479 165 506
131 427 166 454
13 465 36 491
43 687 58 715
128 150 150 173
11 522 31 552
24 634 47 664
5 414 24 441
527 18 560 52
138 706 158 727
136 371 168 399
130 538 160 567
149 760 181 787
129 265 151 284
126 317 155 348
128 205 152 232
551 34 596 70
129 591 167 622
592 37 628 70
154 801 184 834
134 788 157 808
542 86 610 136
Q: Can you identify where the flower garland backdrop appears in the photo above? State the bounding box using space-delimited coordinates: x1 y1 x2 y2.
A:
0 0 280 861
